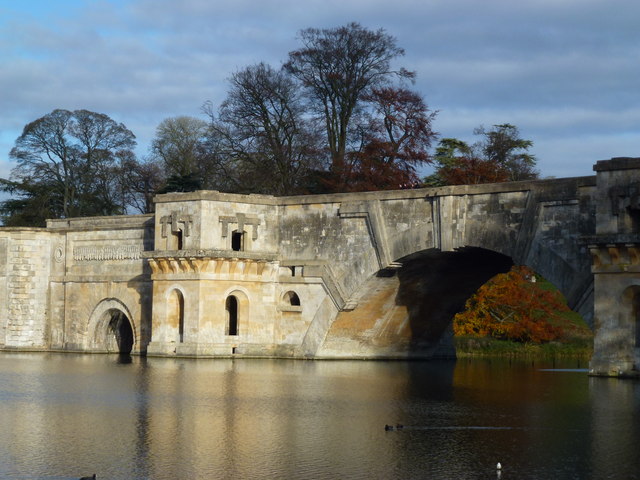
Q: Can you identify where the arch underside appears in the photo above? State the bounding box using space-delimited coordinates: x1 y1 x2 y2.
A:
318 247 514 358
105 310 134 354
88 299 136 354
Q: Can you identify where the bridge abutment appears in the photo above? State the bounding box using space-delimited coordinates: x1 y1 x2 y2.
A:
587 157 640 377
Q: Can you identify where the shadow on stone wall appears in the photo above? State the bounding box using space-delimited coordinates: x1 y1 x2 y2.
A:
394 247 513 357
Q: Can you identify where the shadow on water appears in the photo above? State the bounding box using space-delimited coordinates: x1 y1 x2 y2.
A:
116 353 133 364
394 247 513 356
405 359 457 402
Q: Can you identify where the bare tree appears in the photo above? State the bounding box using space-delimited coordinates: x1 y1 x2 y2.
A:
9 109 136 219
284 22 414 175
205 62 323 195
151 116 209 178
115 152 165 214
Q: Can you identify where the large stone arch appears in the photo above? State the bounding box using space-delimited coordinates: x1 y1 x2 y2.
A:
356 182 594 328
86 298 137 354
317 247 514 358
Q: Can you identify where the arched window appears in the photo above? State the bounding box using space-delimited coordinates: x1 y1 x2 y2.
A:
226 295 239 335
284 291 301 306
168 289 185 342
280 291 302 313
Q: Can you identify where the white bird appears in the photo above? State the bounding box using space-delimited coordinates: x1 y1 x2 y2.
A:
497 462 502 470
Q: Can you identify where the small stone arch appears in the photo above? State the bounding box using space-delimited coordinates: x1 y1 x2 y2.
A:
279 290 302 313
166 288 185 343
226 296 239 335
224 289 249 336
87 298 136 354
283 290 301 306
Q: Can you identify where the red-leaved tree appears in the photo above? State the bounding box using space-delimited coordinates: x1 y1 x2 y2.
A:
340 87 437 192
453 266 568 343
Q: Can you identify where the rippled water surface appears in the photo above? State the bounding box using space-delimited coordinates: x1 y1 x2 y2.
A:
0 353 639 479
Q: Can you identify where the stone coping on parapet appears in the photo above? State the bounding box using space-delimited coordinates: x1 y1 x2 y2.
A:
0 227 49 233
277 176 595 205
153 190 279 205
46 214 154 231
2 175 599 233
141 249 279 262
151 175 597 207
593 157 640 172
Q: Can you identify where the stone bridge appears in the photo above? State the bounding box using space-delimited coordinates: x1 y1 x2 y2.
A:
1 157 640 376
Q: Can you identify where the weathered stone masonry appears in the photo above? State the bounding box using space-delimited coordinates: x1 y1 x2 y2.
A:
0 157 639 377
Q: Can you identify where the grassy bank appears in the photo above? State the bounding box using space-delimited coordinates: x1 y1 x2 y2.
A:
454 335 593 358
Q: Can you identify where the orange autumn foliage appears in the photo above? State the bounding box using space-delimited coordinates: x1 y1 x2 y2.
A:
453 266 567 344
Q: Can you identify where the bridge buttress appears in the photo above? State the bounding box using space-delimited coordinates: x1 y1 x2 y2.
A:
587 157 640 377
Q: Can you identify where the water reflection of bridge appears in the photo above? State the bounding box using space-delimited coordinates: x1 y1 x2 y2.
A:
2 355 639 477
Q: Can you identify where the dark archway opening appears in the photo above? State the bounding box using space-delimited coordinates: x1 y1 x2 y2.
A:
394 247 513 356
168 289 185 343
107 310 134 354
178 294 185 343
226 296 239 335
285 291 301 306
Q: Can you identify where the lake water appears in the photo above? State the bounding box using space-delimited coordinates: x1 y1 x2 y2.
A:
0 353 638 480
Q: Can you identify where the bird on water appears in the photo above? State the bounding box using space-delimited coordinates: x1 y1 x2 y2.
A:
79 475 96 480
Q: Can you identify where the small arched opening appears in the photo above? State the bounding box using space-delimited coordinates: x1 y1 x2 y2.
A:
226 295 239 335
106 310 135 354
283 291 301 306
88 299 137 355
168 289 185 342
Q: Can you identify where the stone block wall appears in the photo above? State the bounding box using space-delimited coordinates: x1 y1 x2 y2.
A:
0 237 6 345
0 229 53 348
46 215 153 353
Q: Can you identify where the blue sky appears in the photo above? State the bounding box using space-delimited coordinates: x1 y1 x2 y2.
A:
1 0 639 184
